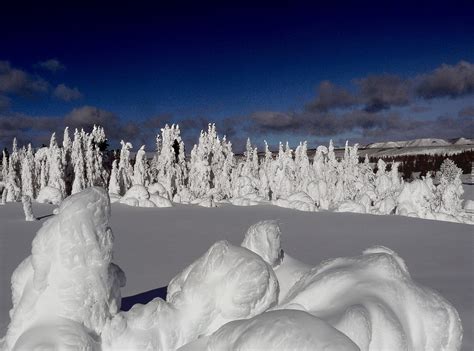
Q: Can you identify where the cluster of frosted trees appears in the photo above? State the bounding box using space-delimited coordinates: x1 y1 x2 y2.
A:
0 123 469 222
1 126 107 206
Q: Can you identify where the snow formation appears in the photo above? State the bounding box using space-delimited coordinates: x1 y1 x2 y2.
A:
2 187 125 350
1 188 463 350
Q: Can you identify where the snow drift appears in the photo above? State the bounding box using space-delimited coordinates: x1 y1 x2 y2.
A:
1 188 463 350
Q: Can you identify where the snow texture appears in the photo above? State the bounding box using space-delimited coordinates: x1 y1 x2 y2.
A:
0 190 464 350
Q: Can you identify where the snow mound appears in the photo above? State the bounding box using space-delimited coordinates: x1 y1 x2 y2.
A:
167 241 279 337
35 186 63 205
120 184 173 208
3 187 125 350
336 200 367 214
148 182 169 199
230 197 261 206
122 184 149 201
149 193 173 208
102 240 279 350
241 220 283 268
273 192 317 212
179 310 359 351
276 246 463 350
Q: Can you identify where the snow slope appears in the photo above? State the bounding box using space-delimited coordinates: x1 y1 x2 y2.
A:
0 201 472 349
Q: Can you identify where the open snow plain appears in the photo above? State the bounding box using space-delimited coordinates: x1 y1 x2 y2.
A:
1 187 473 349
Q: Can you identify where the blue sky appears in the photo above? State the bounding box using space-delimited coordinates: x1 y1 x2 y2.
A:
1 1 473 151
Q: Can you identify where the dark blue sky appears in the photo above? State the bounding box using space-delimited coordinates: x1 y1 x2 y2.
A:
1 1 473 150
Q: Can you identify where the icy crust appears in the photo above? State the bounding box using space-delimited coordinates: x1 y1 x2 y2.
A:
178 310 359 351
276 245 463 351
102 241 279 350
3 187 125 350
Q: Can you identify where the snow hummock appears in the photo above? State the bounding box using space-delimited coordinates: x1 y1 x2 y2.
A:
179 310 359 351
119 184 173 208
35 186 63 205
1 188 464 350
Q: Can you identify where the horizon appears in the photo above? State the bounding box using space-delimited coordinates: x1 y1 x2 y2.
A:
1 1 473 151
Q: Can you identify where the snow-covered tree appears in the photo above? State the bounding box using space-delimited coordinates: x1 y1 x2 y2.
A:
1 150 8 183
133 145 147 186
108 160 120 195
21 144 35 198
6 138 21 202
47 133 66 200
118 140 133 195
71 129 86 194
436 159 464 215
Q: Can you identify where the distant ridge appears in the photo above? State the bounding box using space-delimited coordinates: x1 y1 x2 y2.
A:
366 138 472 149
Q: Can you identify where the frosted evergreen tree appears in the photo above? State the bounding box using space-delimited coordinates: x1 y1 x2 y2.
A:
62 127 74 194
294 141 312 191
6 138 21 202
436 159 464 215
47 133 66 200
71 129 86 194
21 144 35 198
2 150 8 183
149 134 162 183
153 124 186 197
374 159 391 200
118 140 133 195
108 160 120 195
133 145 147 186
188 130 211 199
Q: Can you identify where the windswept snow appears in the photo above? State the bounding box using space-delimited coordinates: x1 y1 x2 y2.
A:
0 188 470 350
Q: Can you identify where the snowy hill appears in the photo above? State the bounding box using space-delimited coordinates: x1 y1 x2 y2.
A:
453 137 474 145
367 138 453 149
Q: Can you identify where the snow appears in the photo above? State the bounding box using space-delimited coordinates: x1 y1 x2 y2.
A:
2 187 125 350
35 186 62 205
241 220 283 268
276 245 462 350
1 196 472 349
179 310 359 351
